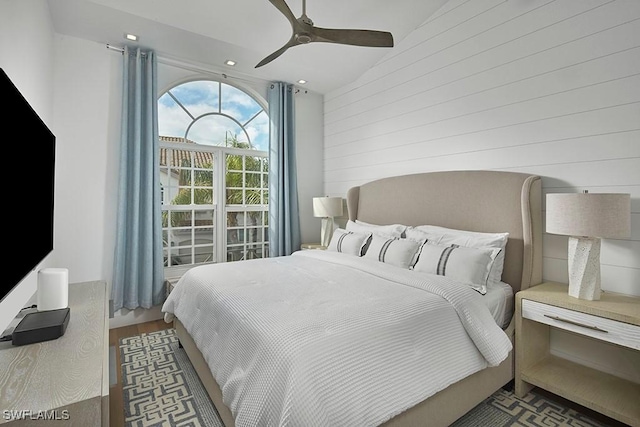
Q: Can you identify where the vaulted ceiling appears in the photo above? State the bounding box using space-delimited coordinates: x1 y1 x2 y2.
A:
48 0 448 94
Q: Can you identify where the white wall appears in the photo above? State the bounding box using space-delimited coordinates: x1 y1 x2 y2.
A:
52 35 121 286
1 3 324 330
0 0 56 334
324 0 640 297
294 88 325 244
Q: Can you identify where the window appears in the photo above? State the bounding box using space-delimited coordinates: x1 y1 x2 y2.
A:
158 80 269 272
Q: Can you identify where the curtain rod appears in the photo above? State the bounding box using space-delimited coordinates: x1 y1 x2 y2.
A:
106 44 271 88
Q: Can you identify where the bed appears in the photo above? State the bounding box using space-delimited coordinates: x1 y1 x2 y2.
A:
162 170 542 427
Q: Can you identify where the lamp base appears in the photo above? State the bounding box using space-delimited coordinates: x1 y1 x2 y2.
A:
567 236 601 301
320 217 335 247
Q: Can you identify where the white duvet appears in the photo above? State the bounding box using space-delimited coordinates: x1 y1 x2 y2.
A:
162 250 512 427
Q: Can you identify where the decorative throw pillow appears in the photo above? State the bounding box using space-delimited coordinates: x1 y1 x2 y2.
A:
362 235 424 269
327 228 371 256
405 225 508 287
413 242 501 294
347 220 406 238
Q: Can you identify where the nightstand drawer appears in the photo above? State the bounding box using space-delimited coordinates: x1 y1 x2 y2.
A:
522 299 640 350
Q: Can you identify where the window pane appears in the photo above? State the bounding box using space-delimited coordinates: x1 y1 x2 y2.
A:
194 168 213 183
245 244 262 259
188 115 245 147
170 81 219 116
246 227 260 242
158 93 192 138
226 189 243 204
171 188 192 205
245 189 261 205
246 111 269 151
221 84 262 123
227 228 245 244
194 245 215 264
226 171 243 187
193 188 213 205
226 154 243 171
173 150 194 168
245 156 261 172
164 247 182 267
227 211 242 226
194 210 215 227
170 210 193 227
245 172 261 187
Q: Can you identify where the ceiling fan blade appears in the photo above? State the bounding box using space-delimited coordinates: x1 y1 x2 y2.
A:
312 27 394 47
256 37 300 68
267 0 297 27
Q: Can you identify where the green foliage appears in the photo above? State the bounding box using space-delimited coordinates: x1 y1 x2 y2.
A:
164 134 268 228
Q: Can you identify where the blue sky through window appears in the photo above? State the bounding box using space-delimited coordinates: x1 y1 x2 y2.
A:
158 80 268 151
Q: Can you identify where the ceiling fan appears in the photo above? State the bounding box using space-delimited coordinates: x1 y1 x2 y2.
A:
256 0 394 68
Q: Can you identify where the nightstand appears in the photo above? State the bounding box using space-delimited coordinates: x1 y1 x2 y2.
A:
515 282 640 426
300 243 327 250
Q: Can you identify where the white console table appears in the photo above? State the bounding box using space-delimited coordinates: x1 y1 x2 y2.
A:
0 281 109 426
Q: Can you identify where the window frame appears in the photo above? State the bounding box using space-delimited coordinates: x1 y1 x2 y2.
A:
158 78 269 278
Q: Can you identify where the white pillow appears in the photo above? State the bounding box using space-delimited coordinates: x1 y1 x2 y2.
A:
347 220 406 238
362 235 424 269
413 243 500 294
327 228 371 256
405 225 508 287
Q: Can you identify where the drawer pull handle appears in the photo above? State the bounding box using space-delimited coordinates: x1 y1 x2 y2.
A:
543 314 608 333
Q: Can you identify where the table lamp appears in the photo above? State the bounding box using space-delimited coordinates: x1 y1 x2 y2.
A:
546 192 630 300
313 196 343 247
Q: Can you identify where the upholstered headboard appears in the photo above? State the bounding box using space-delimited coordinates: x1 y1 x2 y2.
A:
346 170 542 292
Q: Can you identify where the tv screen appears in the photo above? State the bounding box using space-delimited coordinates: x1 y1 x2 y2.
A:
0 68 55 303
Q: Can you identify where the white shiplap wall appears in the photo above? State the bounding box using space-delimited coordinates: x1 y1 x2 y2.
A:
324 0 640 296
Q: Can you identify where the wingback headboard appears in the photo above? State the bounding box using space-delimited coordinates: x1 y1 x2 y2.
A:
346 170 542 292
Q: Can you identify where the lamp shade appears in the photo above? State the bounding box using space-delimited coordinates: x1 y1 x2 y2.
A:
546 193 630 238
313 196 343 218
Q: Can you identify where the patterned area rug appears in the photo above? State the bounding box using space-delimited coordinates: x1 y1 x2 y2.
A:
120 329 613 427
120 329 223 426
451 389 611 427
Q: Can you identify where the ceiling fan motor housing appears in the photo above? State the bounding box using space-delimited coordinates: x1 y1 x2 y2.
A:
296 33 312 44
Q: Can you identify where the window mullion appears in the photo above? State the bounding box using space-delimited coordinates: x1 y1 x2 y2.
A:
215 148 225 263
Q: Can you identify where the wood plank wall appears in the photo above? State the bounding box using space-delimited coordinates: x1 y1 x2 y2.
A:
323 0 640 296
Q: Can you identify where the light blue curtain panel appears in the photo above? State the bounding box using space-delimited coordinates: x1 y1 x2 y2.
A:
268 82 301 256
112 47 164 310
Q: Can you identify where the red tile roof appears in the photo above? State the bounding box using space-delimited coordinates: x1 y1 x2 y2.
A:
159 136 213 168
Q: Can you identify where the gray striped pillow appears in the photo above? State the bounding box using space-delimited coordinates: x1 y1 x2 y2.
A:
405 226 508 288
362 235 424 269
327 229 371 256
413 242 500 294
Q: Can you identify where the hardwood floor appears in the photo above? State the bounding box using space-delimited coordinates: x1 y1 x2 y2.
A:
109 319 173 427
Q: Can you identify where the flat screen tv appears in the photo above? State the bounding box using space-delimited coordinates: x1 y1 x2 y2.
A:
0 68 55 304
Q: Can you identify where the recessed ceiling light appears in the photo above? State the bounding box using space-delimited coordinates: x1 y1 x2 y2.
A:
225 60 237 66
297 79 307 84
125 33 138 41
